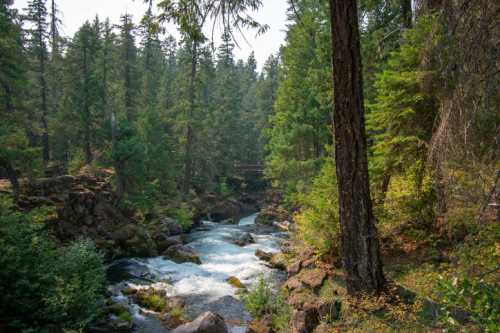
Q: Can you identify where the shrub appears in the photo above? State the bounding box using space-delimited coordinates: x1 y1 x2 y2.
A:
0 195 106 331
294 161 339 256
172 203 194 231
438 275 499 332
135 289 168 312
241 276 291 332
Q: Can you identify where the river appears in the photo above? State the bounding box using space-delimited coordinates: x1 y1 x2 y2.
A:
109 213 286 332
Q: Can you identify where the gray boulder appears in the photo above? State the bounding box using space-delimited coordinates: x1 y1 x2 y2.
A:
164 244 201 264
172 312 228 333
156 235 184 253
161 217 184 236
232 232 255 246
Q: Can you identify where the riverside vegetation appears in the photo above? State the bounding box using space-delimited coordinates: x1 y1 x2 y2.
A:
0 0 498 332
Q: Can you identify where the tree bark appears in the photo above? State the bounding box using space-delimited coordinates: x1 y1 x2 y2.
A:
329 0 385 295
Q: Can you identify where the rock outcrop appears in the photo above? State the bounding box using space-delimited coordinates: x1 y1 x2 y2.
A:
172 312 228 333
19 174 159 259
281 248 341 333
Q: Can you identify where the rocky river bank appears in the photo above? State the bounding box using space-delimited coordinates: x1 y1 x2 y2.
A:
12 173 295 333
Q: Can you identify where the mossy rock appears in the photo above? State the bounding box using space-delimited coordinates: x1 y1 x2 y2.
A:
135 289 168 312
227 276 246 289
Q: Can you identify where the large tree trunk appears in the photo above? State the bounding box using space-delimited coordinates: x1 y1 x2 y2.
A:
329 0 385 295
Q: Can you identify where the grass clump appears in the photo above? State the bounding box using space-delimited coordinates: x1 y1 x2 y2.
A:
135 290 168 312
240 276 291 332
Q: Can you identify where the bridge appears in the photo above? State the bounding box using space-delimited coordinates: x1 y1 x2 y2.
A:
234 163 264 174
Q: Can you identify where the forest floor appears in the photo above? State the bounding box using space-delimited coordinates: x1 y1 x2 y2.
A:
270 210 499 333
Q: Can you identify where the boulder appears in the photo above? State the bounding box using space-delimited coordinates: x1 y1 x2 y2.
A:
297 268 327 290
172 312 228 333
164 245 202 264
160 217 184 236
106 259 152 284
269 253 287 270
291 308 319 333
255 205 290 226
204 296 251 324
226 276 245 289
285 277 304 291
210 199 242 222
255 249 273 262
287 289 317 309
287 261 302 277
233 232 255 246
155 235 184 253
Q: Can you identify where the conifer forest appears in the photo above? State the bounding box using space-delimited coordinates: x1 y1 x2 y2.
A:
0 0 498 332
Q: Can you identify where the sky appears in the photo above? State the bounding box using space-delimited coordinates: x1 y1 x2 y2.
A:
13 0 289 70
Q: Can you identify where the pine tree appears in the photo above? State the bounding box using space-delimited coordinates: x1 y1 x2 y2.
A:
119 13 139 123
0 1 33 196
265 0 332 192
329 0 384 295
25 0 50 167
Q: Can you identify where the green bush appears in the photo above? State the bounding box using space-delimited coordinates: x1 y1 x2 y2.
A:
173 203 194 231
0 196 106 331
241 276 291 332
438 275 499 332
294 161 339 256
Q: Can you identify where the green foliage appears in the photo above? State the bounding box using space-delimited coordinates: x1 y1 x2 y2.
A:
99 302 133 324
0 196 106 331
135 290 168 312
294 160 339 256
217 177 233 197
368 15 440 189
265 0 332 194
438 276 499 332
241 276 291 332
172 203 194 231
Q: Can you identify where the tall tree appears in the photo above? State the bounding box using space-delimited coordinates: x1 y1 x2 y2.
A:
63 21 100 164
329 0 384 294
26 0 50 167
119 13 139 122
0 1 31 196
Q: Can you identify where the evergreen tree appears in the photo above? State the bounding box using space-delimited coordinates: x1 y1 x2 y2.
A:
265 0 332 193
62 21 101 165
329 0 384 294
25 0 50 166
118 13 139 123
0 1 35 196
